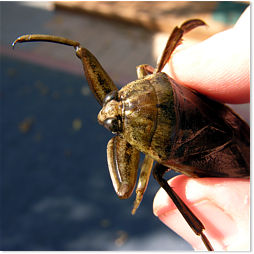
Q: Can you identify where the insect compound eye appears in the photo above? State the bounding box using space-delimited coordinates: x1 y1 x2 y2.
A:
103 90 118 106
103 117 122 134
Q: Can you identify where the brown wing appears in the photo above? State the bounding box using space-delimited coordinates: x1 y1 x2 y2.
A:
165 78 250 178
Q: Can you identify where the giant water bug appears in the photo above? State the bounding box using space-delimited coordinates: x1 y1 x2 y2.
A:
12 19 250 251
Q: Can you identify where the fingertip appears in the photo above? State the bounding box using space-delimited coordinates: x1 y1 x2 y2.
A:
163 15 250 104
153 176 250 250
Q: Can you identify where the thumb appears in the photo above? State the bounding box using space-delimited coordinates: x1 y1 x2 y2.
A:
153 175 250 251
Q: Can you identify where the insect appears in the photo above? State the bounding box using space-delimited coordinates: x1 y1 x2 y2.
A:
12 19 250 251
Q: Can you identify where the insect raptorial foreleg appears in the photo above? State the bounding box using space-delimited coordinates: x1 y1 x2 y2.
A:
76 47 118 105
12 34 117 105
131 155 154 215
107 136 140 199
12 34 81 48
152 163 214 251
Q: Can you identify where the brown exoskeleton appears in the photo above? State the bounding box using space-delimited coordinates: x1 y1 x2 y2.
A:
12 19 250 251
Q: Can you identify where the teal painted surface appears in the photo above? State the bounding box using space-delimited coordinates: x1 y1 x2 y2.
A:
212 1 249 25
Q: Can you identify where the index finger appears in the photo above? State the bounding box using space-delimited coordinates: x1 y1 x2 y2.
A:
163 7 250 104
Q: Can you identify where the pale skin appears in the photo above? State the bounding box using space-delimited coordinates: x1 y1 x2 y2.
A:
153 7 250 251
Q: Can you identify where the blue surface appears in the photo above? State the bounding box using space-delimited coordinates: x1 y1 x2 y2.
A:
212 1 249 25
0 56 188 250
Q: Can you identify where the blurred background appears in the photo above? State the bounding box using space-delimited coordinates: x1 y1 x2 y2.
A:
0 1 250 251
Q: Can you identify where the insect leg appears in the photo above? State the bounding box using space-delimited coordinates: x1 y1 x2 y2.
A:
156 19 206 73
131 155 154 215
152 163 214 251
12 34 117 105
76 47 118 105
107 136 140 199
12 34 81 48
136 64 155 79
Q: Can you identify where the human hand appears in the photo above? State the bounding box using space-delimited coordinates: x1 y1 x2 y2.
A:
153 6 250 251
153 176 250 251
162 7 250 104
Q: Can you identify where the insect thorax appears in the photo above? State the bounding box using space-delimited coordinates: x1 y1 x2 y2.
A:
119 72 177 162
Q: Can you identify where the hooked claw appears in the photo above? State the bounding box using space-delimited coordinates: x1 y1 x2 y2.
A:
12 34 81 50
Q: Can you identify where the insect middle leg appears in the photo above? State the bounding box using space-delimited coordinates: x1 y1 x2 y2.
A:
131 155 154 215
136 64 154 79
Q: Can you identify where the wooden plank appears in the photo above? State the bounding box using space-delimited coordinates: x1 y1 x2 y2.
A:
54 1 238 41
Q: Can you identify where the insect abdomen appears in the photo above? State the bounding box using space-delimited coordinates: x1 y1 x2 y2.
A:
164 77 250 178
